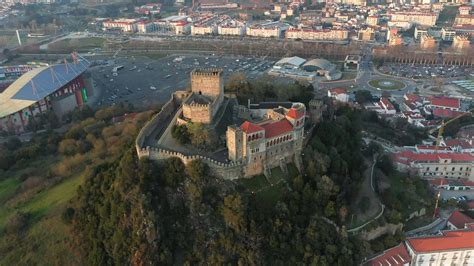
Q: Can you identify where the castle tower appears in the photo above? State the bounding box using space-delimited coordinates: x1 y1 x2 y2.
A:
191 68 223 99
227 125 244 162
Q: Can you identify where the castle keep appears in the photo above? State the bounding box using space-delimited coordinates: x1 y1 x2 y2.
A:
182 68 224 124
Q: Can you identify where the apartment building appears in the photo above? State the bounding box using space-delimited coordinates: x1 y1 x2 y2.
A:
453 35 471 50
286 29 349 40
103 19 138 32
389 11 438 27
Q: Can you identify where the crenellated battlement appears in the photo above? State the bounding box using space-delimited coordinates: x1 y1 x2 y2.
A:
191 68 223 77
185 102 211 108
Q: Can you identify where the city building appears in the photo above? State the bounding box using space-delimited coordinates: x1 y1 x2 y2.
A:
415 27 428 40
420 35 437 50
103 19 139 32
247 22 287 38
447 210 474 230
442 27 456 41
459 5 472 16
226 102 306 177
137 21 155 33
454 14 474 25
389 11 438 27
285 28 349 41
365 223 474 266
155 15 190 34
191 24 217 35
426 96 461 111
274 56 306 70
376 97 397 115
328 88 349 103
358 27 375 41
302 58 342 80
453 35 471 50
0 56 90 134
181 69 224 124
405 225 474 265
366 15 378 26
392 151 474 181
389 34 403 46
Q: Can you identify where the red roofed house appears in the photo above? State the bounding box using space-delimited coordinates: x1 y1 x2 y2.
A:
392 150 474 181
427 96 461 111
375 97 397 115
365 225 474 265
447 210 474 230
327 88 349 103
227 103 306 177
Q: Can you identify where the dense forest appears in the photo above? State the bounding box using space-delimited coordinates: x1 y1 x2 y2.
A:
70 103 370 265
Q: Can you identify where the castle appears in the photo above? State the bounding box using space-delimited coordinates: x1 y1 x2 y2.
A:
182 69 224 124
227 102 306 177
136 68 308 179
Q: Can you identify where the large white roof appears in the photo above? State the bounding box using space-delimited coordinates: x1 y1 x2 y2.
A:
275 56 306 67
0 59 89 118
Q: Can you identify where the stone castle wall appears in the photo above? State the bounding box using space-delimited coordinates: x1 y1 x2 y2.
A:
137 146 243 180
136 94 180 152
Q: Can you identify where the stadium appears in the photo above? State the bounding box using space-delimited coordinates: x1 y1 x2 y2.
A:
0 54 90 134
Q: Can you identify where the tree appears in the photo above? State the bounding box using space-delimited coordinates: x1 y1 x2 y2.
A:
355 90 373 104
358 196 370 213
221 194 245 233
172 125 190 144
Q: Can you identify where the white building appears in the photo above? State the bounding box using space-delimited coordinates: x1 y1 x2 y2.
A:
191 25 217 35
217 25 246 36
365 223 474 266
328 88 349 103
286 29 349 41
392 151 474 181
103 19 139 32
247 22 287 38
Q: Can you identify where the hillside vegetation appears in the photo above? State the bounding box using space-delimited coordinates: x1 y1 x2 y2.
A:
0 104 153 264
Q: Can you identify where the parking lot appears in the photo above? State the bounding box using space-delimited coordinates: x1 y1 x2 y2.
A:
90 54 275 109
379 63 471 79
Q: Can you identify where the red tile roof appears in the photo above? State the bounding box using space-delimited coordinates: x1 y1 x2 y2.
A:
393 150 474 164
329 88 347 95
407 228 474 252
380 97 395 110
467 201 474 210
428 96 460 109
261 119 294 139
429 178 445 186
463 180 474 187
364 243 411 266
404 93 421 102
432 108 467 119
240 121 264 134
448 210 474 229
286 108 304 119
416 145 452 151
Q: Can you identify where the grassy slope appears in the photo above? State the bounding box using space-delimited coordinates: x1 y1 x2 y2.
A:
0 158 83 265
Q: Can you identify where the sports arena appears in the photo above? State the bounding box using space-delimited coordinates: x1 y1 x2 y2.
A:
0 54 90 134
